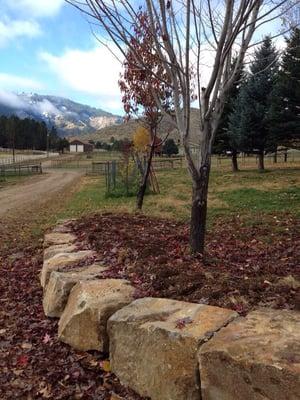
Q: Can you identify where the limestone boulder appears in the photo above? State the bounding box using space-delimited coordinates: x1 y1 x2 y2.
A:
199 308 300 400
43 264 108 317
108 297 237 400
40 250 95 288
43 244 77 261
58 279 135 352
44 232 76 248
52 219 75 233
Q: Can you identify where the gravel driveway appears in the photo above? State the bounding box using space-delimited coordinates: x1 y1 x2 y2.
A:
0 169 83 217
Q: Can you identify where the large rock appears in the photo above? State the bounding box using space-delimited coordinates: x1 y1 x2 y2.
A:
52 219 75 233
44 232 76 247
108 297 237 400
199 308 300 400
58 279 135 352
40 250 95 288
43 264 108 317
43 244 77 261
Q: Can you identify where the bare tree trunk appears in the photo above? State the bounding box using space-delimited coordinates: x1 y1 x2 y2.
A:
258 150 264 171
231 150 239 172
136 134 156 210
190 161 211 254
273 150 277 163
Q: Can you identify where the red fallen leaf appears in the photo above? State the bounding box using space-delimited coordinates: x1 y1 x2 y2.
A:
43 333 51 344
71 370 81 379
133 278 143 285
17 355 29 366
175 317 193 329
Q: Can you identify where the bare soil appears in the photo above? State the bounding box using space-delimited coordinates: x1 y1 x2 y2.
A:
0 169 82 217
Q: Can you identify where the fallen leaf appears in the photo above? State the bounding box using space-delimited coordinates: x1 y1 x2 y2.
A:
17 355 29 367
21 342 32 350
175 317 193 329
100 360 111 372
43 333 51 344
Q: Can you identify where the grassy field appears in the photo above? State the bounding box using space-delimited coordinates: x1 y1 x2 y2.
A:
0 174 31 188
0 159 299 257
58 163 300 224
48 149 300 170
0 153 12 158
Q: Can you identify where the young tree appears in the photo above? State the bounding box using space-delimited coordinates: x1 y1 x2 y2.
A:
119 11 173 210
67 0 297 253
133 126 151 153
229 37 279 171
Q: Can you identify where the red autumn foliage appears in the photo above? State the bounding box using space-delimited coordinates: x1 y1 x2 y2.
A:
118 11 173 128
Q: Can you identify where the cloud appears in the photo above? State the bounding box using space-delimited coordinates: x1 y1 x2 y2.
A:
0 73 44 91
0 90 61 116
5 0 65 18
0 90 26 109
40 46 123 110
34 99 61 115
0 17 41 47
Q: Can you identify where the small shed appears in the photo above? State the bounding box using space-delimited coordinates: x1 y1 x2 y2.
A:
69 139 94 153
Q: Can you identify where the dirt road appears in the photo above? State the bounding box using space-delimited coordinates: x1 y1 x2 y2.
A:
0 169 83 217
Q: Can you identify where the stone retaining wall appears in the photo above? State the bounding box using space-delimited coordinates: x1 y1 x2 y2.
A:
41 220 300 400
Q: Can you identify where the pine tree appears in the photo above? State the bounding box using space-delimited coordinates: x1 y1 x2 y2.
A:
214 60 245 171
269 28 300 149
229 37 279 170
162 138 179 156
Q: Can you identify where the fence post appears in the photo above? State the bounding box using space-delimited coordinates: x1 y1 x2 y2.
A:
107 162 110 193
112 160 116 189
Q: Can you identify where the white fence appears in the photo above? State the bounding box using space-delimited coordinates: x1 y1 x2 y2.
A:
0 152 59 166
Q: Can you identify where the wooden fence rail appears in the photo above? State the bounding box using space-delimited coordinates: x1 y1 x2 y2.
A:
0 163 42 177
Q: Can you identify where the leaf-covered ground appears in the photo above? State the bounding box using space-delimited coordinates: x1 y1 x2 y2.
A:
0 247 145 399
0 212 299 399
72 213 300 314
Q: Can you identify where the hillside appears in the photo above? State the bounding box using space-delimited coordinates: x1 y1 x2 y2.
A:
0 92 122 136
76 109 201 144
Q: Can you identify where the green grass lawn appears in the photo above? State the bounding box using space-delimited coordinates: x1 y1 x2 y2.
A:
58 166 300 223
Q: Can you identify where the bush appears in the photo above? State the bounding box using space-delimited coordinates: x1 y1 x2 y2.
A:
162 139 179 156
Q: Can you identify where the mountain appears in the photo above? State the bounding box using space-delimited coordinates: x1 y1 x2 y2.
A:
74 109 201 144
0 92 122 136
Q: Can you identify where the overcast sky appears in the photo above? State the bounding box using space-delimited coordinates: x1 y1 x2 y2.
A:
0 1 286 114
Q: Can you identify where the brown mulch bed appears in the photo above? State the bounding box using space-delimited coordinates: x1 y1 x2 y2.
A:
0 247 145 400
0 212 299 399
72 213 300 314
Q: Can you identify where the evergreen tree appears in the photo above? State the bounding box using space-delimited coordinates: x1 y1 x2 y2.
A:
0 115 60 151
229 37 279 170
214 60 245 171
162 138 179 156
57 138 69 153
269 28 300 149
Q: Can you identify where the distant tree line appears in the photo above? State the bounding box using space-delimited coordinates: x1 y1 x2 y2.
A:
0 115 69 152
214 29 300 171
95 136 179 156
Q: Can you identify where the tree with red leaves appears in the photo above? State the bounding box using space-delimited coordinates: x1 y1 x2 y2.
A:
67 0 299 254
119 11 173 210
